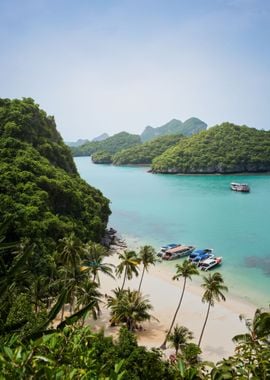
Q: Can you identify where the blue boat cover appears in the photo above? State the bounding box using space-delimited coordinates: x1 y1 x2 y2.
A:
193 249 205 255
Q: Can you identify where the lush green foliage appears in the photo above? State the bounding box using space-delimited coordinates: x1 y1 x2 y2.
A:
113 134 184 165
92 150 113 164
108 288 155 331
152 123 270 173
168 325 194 355
141 118 207 142
0 98 110 252
71 132 141 156
213 307 270 379
0 98 76 174
0 327 176 380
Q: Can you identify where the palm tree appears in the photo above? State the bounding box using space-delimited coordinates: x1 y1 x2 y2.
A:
233 307 270 348
137 245 158 292
116 250 140 290
198 272 228 347
168 324 194 355
161 260 199 349
56 233 84 321
76 279 102 326
83 242 115 284
57 233 84 274
109 288 156 331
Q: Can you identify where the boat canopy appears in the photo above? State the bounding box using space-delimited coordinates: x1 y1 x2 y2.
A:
193 249 206 255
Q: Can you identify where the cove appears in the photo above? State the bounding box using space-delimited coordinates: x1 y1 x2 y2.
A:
75 157 270 307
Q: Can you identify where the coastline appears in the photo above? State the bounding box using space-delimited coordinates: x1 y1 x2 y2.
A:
88 241 256 364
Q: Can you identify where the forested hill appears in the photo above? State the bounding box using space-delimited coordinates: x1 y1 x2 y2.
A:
0 98 110 249
140 117 207 142
152 123 270 174
0 98 76 174
112 134 184 165
71 131 141 156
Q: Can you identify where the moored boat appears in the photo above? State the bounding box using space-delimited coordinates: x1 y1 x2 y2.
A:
230 182 250 192
192 253 215 265
157 243 181 257
189 248 213 262
162 245 195 260
200 257 222 271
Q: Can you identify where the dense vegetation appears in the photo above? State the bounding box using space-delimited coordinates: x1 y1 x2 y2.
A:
92 150 113 164
0 97 110 252
152 123 270 174
141 118 207 142
113 134 184 165
0 233 269 379
71 131 141 156
1 100 269 378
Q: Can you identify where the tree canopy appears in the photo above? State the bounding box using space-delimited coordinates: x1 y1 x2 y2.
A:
0 98 110 253
112 134 184 165
152 123 270 174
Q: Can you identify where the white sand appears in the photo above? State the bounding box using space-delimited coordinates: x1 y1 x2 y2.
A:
87 246 256 363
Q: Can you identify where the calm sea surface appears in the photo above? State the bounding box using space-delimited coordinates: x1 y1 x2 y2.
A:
75 157 270 306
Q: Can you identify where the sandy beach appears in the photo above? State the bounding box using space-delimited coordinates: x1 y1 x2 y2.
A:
87 244 256 363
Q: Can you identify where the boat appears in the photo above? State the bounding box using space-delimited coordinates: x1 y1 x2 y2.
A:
157 243 181 257
200 257 222 271
162 245 195 260
191 252 215 265
230 182 250 192
189 248 213 262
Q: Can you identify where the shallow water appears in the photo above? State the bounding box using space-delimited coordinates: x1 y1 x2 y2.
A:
75 157 270 307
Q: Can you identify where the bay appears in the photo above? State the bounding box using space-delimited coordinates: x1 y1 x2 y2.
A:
75 157 270 307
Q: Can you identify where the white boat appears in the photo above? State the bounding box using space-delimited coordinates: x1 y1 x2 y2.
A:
230 182 250 192
200 257 222 271
162 245 195 260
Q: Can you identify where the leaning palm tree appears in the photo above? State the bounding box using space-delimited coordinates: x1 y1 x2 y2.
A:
168 324 194 356
109 288 156 331
198 272 228 347
138 245 158 292
116 250 140 290
83 242 115 284
161 260 199 349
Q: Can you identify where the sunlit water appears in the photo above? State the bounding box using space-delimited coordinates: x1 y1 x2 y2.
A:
75 157 270 307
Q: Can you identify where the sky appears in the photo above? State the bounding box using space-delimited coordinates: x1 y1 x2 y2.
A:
1 0 270 141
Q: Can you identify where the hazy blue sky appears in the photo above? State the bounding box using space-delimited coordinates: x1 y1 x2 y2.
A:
1 0 270 140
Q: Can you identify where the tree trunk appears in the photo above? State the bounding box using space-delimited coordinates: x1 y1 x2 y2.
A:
198 301 211 347
160 278 187 349
60 304 65 322
138 266 145 292
121 267 127 291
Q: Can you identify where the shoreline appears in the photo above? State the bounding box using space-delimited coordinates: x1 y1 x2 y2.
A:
88 241 256 364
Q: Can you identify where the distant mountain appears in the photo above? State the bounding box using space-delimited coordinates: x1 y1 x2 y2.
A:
66 139 89 147
140 117 207 142
152 123 270 174
92 133 109 142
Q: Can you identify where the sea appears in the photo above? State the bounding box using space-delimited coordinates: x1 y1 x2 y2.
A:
75 157 270 307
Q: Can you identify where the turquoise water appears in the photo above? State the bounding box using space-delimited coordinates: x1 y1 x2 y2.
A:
75 157 270 307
